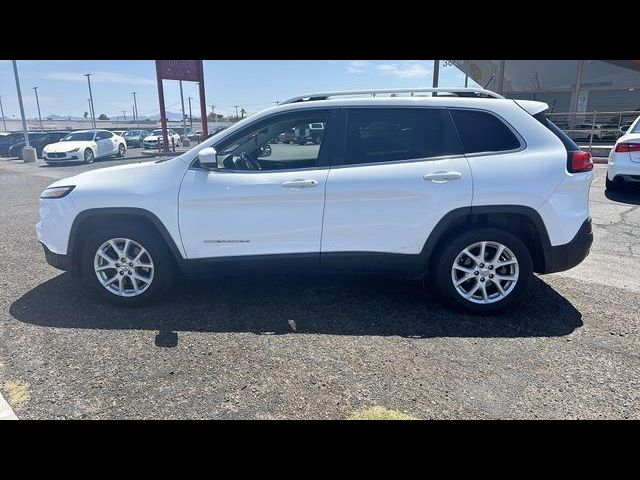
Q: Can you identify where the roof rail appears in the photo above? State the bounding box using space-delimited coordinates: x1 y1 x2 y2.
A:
280 87 505 104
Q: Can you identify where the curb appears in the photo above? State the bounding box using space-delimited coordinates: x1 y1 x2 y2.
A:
0 392 18 420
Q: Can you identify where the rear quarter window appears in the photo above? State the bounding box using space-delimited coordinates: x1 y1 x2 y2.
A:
450 109 521 154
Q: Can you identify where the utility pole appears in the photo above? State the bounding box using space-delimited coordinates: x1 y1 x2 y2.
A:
84 73 96 128
187 96 193 131
132 92 139 127
234 105 239 121
122 110 127 121
0 96 7 132
179 80 187 136
87 99 93 126
33 86 43 130
210 104 215 121
12 60 30 147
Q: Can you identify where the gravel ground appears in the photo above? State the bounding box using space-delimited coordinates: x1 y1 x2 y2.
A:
0 158 639 419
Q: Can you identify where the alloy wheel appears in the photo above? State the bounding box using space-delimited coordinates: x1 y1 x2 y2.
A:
94 238 154 297
451 241 519 304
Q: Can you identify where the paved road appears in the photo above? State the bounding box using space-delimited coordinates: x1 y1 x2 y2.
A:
0 158 639 419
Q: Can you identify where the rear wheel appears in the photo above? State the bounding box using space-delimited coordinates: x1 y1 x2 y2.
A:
81 222 174 306
117 143 126 157
432 228 533 315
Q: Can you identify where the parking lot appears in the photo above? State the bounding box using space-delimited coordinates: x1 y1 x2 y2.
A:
0 155 639 419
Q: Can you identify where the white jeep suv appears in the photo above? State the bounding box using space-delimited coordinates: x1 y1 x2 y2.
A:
37 88 594 314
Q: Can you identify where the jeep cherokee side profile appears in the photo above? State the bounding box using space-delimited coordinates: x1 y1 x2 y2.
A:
37 87 593 314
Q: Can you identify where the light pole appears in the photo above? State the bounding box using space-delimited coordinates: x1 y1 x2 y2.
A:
132 92 139 126
84 73 96 128
432 60 440 96
122 110 127 122
179 80 187 136
33 86 43 130
234 105 239 120
12 60 30 148
0 96 7 132
87 99 93 127
188 96 193 132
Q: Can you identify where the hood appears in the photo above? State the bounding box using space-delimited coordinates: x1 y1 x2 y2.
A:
44 141 92 153
144 135 161 141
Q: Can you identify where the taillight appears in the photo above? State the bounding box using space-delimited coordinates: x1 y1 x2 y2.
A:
614 142 640 153
569 151 593 173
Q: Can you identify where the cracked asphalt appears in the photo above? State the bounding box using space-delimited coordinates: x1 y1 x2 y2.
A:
1 156 639 419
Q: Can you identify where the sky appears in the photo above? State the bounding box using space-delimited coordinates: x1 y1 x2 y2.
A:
0 60 476 120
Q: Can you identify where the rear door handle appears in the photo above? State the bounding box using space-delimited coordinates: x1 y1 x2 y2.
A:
281 179 319 189
423 171 463 182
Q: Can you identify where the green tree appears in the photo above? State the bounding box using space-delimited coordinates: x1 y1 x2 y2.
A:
83 111 89 119
98 113 109 120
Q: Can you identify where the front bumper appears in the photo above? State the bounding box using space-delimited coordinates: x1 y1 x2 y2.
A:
545 218 593 273
43 152 80 162
41 242 73 272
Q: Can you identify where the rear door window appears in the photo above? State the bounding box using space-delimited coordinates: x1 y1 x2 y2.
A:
343 108 462 166
450 109 521 154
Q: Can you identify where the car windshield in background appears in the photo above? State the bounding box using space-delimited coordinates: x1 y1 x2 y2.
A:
61 132 94 142
124 131 140 137
151 130 163 135
631 122 640 134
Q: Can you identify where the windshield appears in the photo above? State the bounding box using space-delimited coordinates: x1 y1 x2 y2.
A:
124 131 140 137
61 132 95 142
151 130 163 135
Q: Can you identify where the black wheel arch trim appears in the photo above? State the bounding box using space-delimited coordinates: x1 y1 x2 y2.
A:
67 207 186 275
419 205 554 273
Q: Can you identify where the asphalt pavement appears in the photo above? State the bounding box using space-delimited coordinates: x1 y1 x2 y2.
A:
0 156 638 419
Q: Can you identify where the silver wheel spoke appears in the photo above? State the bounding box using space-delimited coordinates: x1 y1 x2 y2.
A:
479 241 487 262
96 265 116 272
480 282 488 301
497 259 517 267
97 250 114 264
492 279 506 296
493 245 505 262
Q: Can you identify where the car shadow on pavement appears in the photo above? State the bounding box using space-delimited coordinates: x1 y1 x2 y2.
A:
10 273 582 342
605 184 640 205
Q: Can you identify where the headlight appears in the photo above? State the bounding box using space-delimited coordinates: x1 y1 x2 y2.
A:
67 148 80 153
40 186 75 199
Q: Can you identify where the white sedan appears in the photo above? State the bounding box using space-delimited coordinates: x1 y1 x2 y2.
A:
143 129 182 149
43 129 127 164
607 116 640 190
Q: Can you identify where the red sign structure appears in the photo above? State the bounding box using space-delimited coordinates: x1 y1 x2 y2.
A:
155 60 208 152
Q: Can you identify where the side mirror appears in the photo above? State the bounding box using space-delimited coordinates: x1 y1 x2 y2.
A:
198 147 218 169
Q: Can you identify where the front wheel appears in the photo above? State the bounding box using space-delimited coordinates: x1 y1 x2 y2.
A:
84 148 95 164
117 143 126 157
432 228 533 315
81 223 174 306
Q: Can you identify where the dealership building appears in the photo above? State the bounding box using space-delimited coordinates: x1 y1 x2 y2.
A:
457 60 640 114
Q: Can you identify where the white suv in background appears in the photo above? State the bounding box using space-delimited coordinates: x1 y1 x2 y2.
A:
607 115 640 190
43 129 127 164
37 88 594 314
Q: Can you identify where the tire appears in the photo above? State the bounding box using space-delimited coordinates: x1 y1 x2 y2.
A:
606 175 623 191
84 148 95 164
117 143 126 157
432 228 533 315
81 221 174 307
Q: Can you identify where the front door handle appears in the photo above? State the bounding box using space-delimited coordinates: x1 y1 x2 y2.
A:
281 179 319 189
423 171 463 183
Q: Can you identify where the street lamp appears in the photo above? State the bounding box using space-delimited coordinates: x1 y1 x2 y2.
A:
132 92 138 126
84 73 96 129
33 86 43 130
0 96 7 132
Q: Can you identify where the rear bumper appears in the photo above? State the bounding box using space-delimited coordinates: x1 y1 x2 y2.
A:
545 218 593 273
